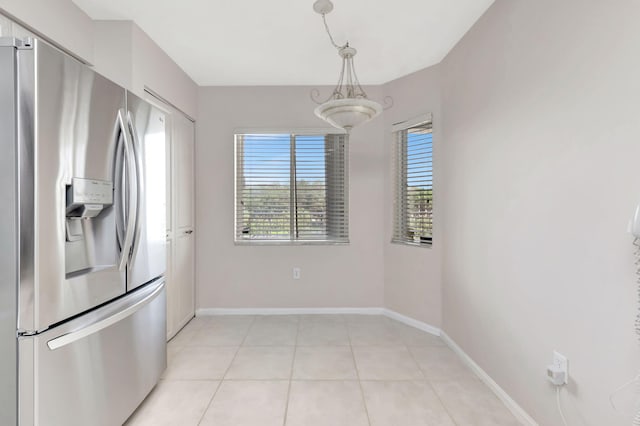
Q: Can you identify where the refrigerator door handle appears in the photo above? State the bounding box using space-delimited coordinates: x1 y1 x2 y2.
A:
114 130 126 251
46 280 164 350
126 111 143 263
117 109 138 271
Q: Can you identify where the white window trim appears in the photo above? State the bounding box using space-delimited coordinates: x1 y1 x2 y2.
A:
391 113 433 133
234 127 347 136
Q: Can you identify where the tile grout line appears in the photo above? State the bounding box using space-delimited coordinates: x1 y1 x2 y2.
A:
346 320 373 426
402 342 426 381
425 380 461 426
405 345 460 426
195 315 257 426
282 317 301 426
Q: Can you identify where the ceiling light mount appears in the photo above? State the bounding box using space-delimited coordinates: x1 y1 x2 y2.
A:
313 0 334 15
311 0 384 132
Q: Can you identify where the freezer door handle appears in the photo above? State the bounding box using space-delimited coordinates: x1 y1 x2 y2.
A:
46 280 164 350
117 109 138 271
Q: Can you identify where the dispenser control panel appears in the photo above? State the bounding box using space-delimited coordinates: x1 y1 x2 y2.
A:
68 178 113 205
66 178 113 218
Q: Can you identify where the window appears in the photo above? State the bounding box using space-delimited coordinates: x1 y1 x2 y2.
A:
392 115 433 246
235 132 348 243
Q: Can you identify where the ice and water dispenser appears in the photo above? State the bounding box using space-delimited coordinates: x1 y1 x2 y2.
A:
65 178 115 277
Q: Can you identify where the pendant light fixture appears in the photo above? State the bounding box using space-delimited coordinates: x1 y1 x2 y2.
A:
311 0 383 132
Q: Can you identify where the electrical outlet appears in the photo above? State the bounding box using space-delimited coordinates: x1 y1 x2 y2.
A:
551 351 569 385
293 267 301 280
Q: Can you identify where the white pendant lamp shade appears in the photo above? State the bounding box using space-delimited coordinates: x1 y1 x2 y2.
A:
314 98 382 132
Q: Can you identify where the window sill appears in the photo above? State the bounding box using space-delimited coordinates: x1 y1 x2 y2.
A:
234 240 350 246
390 240 433 249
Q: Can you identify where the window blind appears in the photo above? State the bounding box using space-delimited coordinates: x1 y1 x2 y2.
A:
235 133 348 243
392 120 433 246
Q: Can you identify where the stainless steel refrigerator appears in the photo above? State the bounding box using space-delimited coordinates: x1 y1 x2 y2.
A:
0 37 167 426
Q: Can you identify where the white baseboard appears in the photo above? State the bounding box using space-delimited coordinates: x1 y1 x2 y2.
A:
382 309 441 336
196 307 385 316
440 331 538 426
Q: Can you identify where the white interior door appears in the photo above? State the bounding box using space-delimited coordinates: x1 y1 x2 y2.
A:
159 105 195 340
172 113 196 330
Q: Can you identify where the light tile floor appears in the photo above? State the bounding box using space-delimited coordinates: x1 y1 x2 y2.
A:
125 315 520 426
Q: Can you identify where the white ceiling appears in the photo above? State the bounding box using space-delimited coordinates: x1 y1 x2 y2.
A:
72 0 494 86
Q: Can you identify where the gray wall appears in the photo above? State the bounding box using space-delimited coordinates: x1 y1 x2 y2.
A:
382 65 443 327
196 86 386 311
440 0 640 424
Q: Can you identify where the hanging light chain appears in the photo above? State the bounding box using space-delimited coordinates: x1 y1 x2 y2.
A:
322 13 347 50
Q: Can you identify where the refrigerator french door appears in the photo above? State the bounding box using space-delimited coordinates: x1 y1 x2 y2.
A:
0 37 167 426
126 91 167 291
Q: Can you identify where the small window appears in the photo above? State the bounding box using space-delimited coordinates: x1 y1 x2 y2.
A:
392 115 433 246
235 132 348 243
